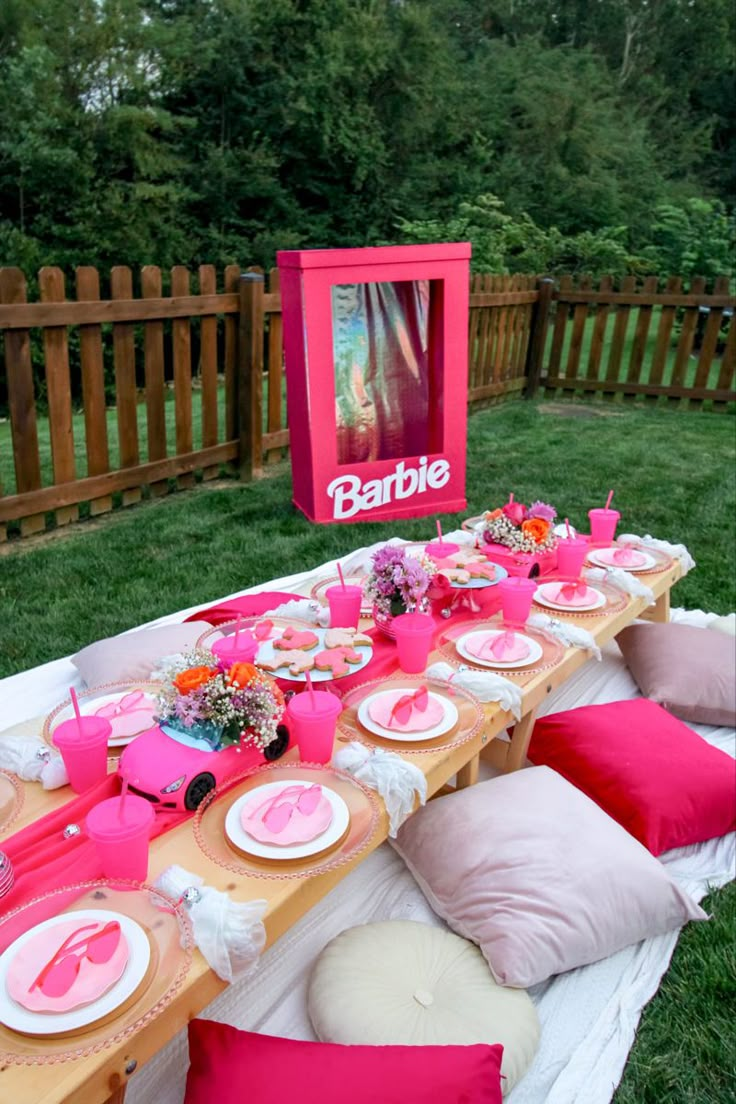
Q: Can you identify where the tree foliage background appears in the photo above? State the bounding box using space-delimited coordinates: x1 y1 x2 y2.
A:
0 0 734 279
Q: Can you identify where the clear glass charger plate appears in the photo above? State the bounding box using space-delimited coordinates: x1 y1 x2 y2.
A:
0 880 192 1065
337 675 484 755
436 616 566 679
41 682 163 759
584 542 673 575
193 762 381 879
0 772 24 836
196 614 315 651
532 576 628 619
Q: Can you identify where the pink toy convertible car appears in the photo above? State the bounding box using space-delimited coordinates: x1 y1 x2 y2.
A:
118 721 291 812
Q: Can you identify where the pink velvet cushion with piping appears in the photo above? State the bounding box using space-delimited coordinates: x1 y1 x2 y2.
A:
71 623 207 686
616 622 736 727
184 1021 504 1104
528 698 736 854
392 767 705 989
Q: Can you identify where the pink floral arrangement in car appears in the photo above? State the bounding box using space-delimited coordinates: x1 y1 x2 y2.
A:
482 495 558 555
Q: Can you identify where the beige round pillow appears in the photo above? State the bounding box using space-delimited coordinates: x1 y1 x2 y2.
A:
308 921 540 1094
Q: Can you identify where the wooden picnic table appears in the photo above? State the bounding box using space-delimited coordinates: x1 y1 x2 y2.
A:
0 557 680 1104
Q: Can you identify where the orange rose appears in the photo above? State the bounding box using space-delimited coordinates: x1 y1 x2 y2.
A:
486 508 503 521
227 662 260 688
521 518 551 545
173 666 218 695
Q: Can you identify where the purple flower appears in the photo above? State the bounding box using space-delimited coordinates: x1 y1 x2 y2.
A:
528 500 557 522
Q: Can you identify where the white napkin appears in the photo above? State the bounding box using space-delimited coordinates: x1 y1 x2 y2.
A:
425 661 523 720
154 865 266 983
526 613 602 660
617 533 695 575
264 597 330 627
0 735 69 789
333 743 427 837
584 566 655 605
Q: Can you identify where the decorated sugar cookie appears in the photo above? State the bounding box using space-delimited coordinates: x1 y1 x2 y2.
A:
324 628 373 650
259 650 316 676
273 626 320 652
314 646 362 677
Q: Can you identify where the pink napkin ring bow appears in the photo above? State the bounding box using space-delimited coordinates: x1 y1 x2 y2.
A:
556 581 589 603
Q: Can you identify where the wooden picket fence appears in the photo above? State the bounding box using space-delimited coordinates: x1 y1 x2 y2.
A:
0 266 733 541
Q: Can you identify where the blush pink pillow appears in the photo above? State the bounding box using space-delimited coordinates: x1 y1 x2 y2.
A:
71 623 207 687
184 1021 504 1104
392 767 705 989
616 622 736 727
528 698 736 854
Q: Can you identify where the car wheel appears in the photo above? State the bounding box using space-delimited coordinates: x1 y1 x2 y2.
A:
184 772 216 811
263 724 290 762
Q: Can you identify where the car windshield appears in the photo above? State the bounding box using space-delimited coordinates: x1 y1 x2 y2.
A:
159 723 219 753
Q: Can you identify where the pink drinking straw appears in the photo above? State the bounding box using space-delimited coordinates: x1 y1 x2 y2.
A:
69 687 82 725
118 777 129 822
604 489 614 511
305 670 316 710
436 519 443 542
565 517 572 540
336 562 346 591
234 614 243 647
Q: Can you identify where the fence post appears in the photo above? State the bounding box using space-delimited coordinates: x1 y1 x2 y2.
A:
524 276 554 398
238 271 265 481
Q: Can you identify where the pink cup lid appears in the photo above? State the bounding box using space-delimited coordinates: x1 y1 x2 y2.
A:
86 795 155 840
392 612 434 634
54 715 111 749
287 690 343 719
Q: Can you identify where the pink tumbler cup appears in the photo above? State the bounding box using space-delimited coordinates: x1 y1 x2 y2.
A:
556 537 589 578
54 715 112 793
212 632 259 666
326 585 363 629
588 509 620 545
498 576 537 625
86 794 155 881
392 612 435 675
286 691 343 764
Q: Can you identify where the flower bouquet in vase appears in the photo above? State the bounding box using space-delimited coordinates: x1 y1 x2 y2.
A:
365 545 434 637
479 496 559 577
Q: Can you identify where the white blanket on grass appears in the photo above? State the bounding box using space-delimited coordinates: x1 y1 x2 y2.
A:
0 554 732 1104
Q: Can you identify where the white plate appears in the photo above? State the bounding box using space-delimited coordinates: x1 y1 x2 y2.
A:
455 629 543 669
50 691 158 748
225 781 350 861
255 626 372 683
534 583 607 613
357 690 458 742
587 547 657 573
0 910 150 1035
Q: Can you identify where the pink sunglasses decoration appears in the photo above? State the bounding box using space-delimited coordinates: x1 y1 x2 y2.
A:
390 685 429 727
29 920 122 999
556 580 589 603
251 784 323 834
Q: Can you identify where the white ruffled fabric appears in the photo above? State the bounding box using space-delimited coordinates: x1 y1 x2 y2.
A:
425 660 523 720
584 566 655 606
264 597 330 627
617 533 696 575
333 742 427 837
154 865 267 983
526 614 602 661
0 735 68 789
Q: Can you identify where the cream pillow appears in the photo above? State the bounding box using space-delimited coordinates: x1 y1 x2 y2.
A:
71 622 206 686
308 920 540 1094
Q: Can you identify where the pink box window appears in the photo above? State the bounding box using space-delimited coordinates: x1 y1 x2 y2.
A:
277 243 471 523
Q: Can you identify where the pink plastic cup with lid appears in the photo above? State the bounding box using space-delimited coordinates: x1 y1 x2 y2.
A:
211 633 259 666
86 794 156 881
556 537 589 579
286 691 343 764
392 612 435 674
325 585 363 629
588 508 620 545
54 715 112 793
498 576 537 625
425 540 460 560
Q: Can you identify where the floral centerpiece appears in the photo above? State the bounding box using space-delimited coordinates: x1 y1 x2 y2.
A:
365 545 434 626
154 648 285 752
482 496 558 554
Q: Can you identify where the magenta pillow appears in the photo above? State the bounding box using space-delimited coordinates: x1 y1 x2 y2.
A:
528 698 736 854
184 1021 504 1104
616 622 736 727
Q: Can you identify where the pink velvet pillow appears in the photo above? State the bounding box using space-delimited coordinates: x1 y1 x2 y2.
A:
71 622 207 686
528 698 736 854
616 622 736 727
392 766 705 989
184 1021 504 1104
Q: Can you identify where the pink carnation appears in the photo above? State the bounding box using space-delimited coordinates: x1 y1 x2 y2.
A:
527 500 557 523
502 501 528 526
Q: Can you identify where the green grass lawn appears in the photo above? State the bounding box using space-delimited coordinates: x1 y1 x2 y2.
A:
0 397 734 1102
